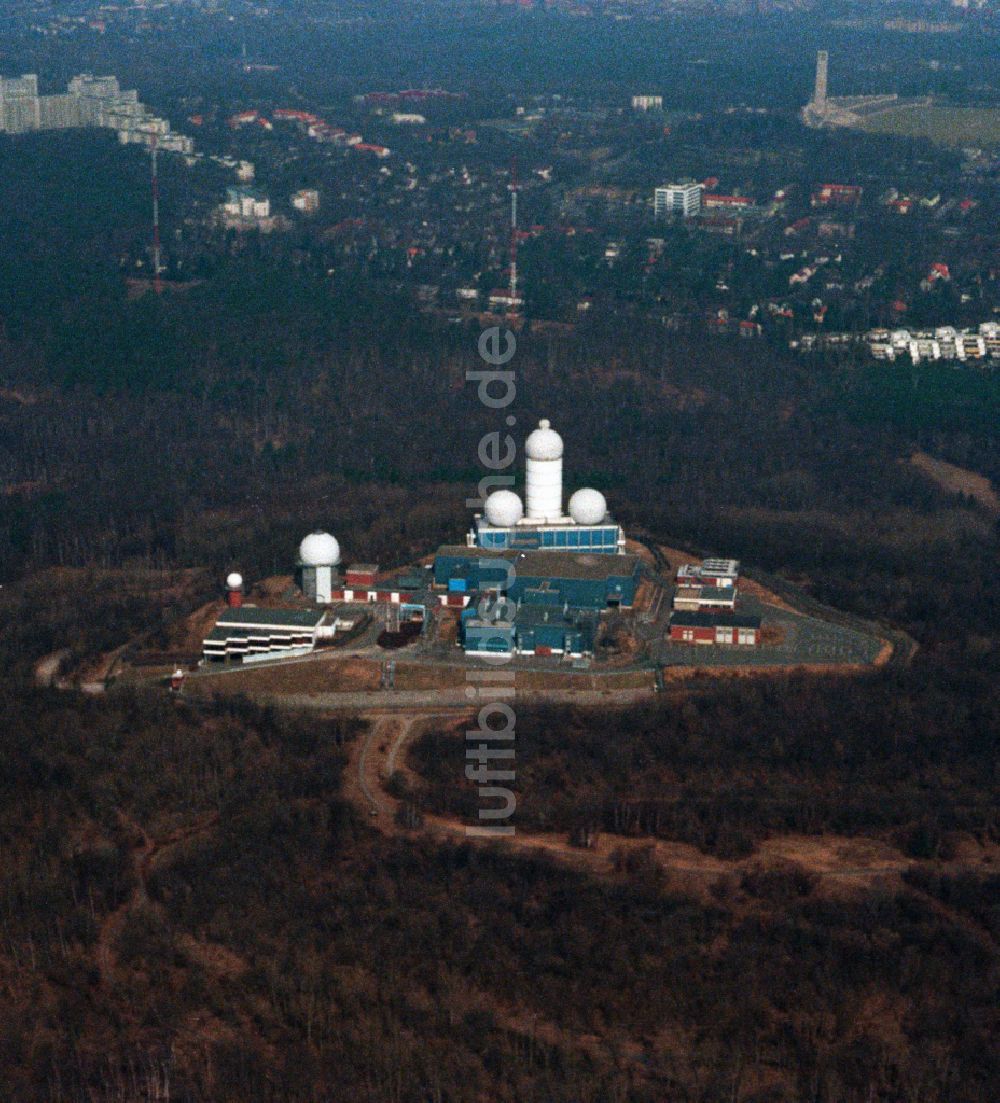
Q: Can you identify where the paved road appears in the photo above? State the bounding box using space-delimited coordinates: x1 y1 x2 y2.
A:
256 686 659 712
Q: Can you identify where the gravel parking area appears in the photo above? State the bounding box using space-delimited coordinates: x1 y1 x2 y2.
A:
655 595 884 668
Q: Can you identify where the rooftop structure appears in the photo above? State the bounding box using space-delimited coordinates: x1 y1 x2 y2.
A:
677 559 740 589
434 546 641 609
470 418 624 553
297 531 341 603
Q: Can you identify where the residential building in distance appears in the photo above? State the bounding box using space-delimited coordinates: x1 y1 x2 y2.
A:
632 94 663 111
0 71 193 153
654 180 703 219
219 186 278 231
702 194 756 211
0 74 40 133
291 188 320 213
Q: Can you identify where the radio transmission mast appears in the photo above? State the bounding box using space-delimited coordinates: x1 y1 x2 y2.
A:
150 135 163 295
508 156 519 311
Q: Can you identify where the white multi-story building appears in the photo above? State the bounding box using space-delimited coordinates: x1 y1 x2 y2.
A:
223 186 271 221
0 71 193 154
632 94 663 111
0 74 40 133
654 181 703 219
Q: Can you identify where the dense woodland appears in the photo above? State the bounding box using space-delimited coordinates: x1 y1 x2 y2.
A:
1 98 999 1101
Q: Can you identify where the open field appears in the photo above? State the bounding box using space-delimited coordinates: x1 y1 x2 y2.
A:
910 450 1000 517
856 104 1000 147
186 654 383 695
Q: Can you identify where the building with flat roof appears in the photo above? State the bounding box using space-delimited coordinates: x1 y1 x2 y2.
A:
677 558 740 589
202 606 330 662
0 71 192 152
672 586 737 613
669 610 760 646
461 597 598 657
654 181 703 219
470 418 625 554
434 546 641 610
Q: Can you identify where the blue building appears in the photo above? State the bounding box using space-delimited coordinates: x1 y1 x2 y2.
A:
461 595 597 657
435 546 641 610
469 516 624 553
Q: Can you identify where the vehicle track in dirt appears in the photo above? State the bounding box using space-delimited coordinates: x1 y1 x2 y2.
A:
344 710 987 894
96 811 220 986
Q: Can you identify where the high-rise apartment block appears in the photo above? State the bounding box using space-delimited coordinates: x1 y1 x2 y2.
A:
0 71 192 153
654 181 703 219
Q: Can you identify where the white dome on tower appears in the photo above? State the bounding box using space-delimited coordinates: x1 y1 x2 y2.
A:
568 488 608 525
484 489 524 528
299 531 341 567
524 418 563 461
226 572 243 590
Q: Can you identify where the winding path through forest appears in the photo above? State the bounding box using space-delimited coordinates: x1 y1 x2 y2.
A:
96 811 220 987
342 710 974 892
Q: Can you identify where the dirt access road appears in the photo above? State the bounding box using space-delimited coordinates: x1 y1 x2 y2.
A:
343 711 995 895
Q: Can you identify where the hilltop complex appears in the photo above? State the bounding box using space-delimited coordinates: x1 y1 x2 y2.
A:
183 416 894 680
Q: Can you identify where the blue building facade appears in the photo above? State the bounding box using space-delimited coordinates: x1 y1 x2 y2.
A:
435 546 641 611
461 596 597 657
470 518 623 553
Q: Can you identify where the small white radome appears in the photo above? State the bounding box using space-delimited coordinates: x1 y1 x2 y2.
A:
568 487 607 525
484 489 524 527
524 418 564 461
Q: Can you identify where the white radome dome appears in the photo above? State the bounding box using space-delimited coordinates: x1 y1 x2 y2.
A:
299 531 341 567
524 418 563 461
484 489 524 528
568 487 608 526
226 572 243 590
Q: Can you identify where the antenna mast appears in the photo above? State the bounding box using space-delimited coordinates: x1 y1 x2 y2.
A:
150 135 163 295
509 156 519 311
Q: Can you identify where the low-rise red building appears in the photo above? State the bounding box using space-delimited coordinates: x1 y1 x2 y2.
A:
345 563 379 588
703 194 755 210
669 611 761 646
811 183 863 207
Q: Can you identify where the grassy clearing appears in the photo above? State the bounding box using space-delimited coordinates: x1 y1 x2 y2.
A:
857 105 1000 148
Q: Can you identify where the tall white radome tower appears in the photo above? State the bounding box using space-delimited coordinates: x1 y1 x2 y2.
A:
524 418 563 522
298 531 341 604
